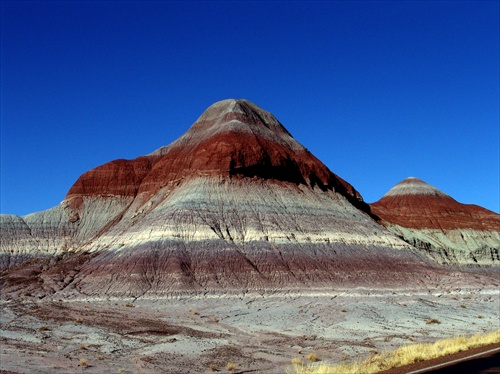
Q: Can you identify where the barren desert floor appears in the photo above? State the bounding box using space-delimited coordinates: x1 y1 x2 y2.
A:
1 287 499 373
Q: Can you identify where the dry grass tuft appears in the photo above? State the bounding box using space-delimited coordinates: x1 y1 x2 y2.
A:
288 329 500 374
79 358 88 367
306 353 319 362
425 318 441 324
226 362 238 371
38 325 49 331
209 363 218 371
292 357 303 366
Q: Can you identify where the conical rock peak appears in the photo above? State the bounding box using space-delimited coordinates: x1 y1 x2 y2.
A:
370 177 499 266
67 99 363 206
151 98 302 155
383 177 448 197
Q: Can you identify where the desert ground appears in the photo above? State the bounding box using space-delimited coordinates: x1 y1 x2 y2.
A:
1 285 498 374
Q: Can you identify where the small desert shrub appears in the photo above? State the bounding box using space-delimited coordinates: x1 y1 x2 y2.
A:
97 355 105 360
38 325 49 331
306 353 319 362
477 315 484 319
75 317 83 324
226 362 238 371
460 304 467 308
123 303 135 308
79 344 87 350
209 363 217 371
425 318 441 324
291 357 303 366
79 358 88 367
340 308 347 313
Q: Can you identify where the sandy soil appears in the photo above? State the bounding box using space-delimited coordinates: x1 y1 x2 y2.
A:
1 287 499 373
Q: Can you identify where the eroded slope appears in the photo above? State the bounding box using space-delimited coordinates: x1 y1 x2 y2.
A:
370 177 500 266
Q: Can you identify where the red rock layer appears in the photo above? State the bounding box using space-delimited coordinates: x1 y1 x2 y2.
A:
370 178 500 231
66 99 363 208
67 157 156 197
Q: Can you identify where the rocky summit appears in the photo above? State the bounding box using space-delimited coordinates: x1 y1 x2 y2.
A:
370 177 500 266
0 100 496 299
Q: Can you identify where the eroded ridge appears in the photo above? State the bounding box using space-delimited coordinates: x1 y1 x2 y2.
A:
370 177 500 266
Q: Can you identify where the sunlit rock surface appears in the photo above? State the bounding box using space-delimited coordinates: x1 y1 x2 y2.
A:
370 177 500 266
1 101 495 298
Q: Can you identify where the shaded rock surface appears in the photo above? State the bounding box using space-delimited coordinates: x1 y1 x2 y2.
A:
370 177 500 266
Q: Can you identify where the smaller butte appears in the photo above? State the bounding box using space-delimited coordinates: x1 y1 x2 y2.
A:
370 177 499 231
370 177 499 266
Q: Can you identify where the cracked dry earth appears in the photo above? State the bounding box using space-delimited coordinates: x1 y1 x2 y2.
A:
1 287 499 374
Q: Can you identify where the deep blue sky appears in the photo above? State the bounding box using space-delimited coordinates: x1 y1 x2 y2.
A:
1 1 499 215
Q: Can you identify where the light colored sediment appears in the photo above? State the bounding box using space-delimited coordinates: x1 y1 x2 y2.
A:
1 287 498 373
384 224 500 265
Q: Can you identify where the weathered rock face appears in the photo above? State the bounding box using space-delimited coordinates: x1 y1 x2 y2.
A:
370 177 500 266
66 99 363 208
1 101 493 298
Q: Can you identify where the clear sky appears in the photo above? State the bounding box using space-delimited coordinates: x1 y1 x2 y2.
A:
1 1 499 215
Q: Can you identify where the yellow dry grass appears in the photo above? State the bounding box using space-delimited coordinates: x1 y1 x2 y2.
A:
306 353 319 362
226 362 238 371
289 329 500 374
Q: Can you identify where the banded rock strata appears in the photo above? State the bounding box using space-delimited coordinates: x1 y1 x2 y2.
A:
0 100 492 298
370 177 500 266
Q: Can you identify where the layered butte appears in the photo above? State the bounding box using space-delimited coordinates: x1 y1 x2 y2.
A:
0 100 491 298
370 177 500 266
65 99 363 208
